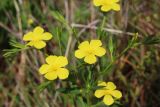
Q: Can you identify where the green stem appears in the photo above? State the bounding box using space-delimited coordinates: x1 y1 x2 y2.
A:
98 16 106 39
100 16 106 30
57 28 62 55
98 41 139 81
91 101 104 107
86 94 90 107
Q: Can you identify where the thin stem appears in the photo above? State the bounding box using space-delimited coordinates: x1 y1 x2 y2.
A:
101 16 106 30
99 41 139 79
86 94 91 107
56 28 62 55
98 16 106 39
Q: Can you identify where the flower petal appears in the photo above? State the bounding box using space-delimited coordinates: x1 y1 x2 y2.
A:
110 90 122 99
33 41 46 49
113 0 119 3
41 32 53 40
46 56 68 67
75 50 86 59
106 82 116 90
98 81 107 87
93 0 103 6
44 72 57 80
90 40 102 47
55 56 68 67
103 95 114 106
23 32 33 41
46 55 58 64
94 90 106 98
78 41 90 50
39 64 50 74
101 5 112 12
57 68 69 79
27 41 34 46
33 26 44 34
112 4 120 11
94 47 106 56
84 55 96 64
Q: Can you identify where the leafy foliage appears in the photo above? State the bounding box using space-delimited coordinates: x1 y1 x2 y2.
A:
142 36 160 45
3 39 28 58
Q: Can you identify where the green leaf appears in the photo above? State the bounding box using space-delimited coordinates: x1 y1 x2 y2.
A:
37 81 53 92
76 97 87 107
9 39 26 49
3 39 28 58
142 36 160 45
91 101 105 107
56 87 82 94
3 49 21 57
97 27 106 39
109 36 113 53
91 86 105 90
108 36 115 62
50 11 67 25
128 33 138 47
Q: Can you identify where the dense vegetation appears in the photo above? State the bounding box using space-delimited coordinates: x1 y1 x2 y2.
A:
0 0 160 107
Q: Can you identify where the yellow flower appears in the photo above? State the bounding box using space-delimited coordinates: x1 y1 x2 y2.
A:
93 0 120 12
23 26 52 49
94 81 122 106
39 55 69 80
27 18 34 25
75 40 106 64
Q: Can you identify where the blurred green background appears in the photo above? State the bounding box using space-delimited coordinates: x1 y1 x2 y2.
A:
0 0 160 107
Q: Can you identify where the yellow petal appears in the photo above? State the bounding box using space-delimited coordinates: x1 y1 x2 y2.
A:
113 0 119 3
44 71 57 80
46 55 58 64
39 64 50 74
111 90 122 99
26 41 34 46
103 0 112 4
84 55 96 64
103 95 114 106
93 0 103 6
90 40 102 47
98 81 107 87
41 32 53 40
78 41 90 50
33 41 46 49
55 56 68 67
106 82 116 90
101 5 112 12
75 50 86 59
112 4 120 11
57 68 69 79
33 26 44 34
94 47 106 56
23 32 33 41
94 90 106 98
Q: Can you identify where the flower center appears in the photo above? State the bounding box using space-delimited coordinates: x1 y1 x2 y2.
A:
86 46 95 55
104 90 114 95
86 49 94 56
32 34 42 41
50 65 59 72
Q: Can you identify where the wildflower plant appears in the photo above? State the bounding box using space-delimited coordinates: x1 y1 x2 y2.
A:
3 0 154 107
75 40 106 64
93 0 120 12
95 81 122 106
39 55 69 80
23 26 52 49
